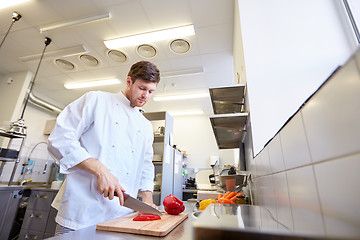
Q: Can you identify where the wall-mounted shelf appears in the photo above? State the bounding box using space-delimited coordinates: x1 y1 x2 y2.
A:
209 84 245 114
210 113 248 149
153 135 164 143
0 128 26 185
209 85 248 149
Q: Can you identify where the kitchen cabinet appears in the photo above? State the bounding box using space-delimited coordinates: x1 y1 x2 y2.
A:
0 187 23 240
143 111 183 205
18 188 58 240
209 85 248 149
0 129 26 185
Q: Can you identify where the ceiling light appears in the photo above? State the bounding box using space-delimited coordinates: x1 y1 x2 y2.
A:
169 110 204 116
79 54 99 66
20 45 88 62
137 44 157 58
107 50 127 62
40 13 110 33
55 59 75 71
153 92 209 101
0 0 30 10
161 67 204 78
104 25 195 49
64 79 121 89
170 39 191 54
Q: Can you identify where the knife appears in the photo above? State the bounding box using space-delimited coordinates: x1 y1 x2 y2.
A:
115 192 162 216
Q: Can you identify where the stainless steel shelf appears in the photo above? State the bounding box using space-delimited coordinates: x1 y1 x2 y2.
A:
209 84 245 114
209 85 248 149
210 113 248 149
0 129 26 139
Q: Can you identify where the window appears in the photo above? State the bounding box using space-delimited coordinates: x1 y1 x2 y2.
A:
343 0 360 44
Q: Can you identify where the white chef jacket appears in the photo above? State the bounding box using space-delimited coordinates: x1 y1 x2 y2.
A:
48 91 155 230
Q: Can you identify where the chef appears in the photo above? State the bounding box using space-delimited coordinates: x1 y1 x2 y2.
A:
47 61 160 234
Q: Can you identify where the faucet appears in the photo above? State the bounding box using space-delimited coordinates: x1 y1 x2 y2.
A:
20 178 33 186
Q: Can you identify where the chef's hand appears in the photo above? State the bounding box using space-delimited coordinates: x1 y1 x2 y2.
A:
97 168 125 204
139 190 160 210
76 158 126 205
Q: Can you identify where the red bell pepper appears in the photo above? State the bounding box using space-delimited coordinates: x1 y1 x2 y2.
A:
133 213 161 221
163 194 185 215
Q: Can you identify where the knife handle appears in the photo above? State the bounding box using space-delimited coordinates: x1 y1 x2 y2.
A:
114 191 130 200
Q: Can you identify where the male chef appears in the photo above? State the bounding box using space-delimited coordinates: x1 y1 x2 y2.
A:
48 60 160 234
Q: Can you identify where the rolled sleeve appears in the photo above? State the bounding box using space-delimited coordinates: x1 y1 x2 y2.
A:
59 148 92 174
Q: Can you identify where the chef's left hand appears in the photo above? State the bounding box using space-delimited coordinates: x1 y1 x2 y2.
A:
140 190 159 210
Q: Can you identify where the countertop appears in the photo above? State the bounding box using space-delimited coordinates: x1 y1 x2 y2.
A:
0 183 57 191
44 202 359 240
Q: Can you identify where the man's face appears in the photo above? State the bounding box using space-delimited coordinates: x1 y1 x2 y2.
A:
125 76 157 107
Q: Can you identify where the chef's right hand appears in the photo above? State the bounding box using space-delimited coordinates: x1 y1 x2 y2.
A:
96 168 125 205
76 158 126 205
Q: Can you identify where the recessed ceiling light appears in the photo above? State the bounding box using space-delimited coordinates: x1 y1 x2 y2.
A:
153 92 209 101
0 0 30 10
169 110 204 116
137 44 157 58
39 12 110 33
55 59 75 71
107 50 127 63
20 45 88 62
104 24 195 49
170 39 190 54
79 54 99 67
161 67 204 78
64 79 121 89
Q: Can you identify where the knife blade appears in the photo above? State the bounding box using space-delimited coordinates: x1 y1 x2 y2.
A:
115 192 162 216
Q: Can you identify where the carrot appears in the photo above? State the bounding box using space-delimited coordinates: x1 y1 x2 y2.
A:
225 192 237 199
222 191 231 199
218 198 235 205
229 195 237 202
236 192 243 197
217 193 223 200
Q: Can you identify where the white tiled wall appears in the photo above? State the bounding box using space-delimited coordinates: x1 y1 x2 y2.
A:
302 58 360 163
280 112 312 169
248 49 360 238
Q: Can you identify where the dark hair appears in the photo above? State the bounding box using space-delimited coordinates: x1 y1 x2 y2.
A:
127 61 160 83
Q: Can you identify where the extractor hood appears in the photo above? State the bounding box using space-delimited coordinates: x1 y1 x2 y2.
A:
209 84 248 149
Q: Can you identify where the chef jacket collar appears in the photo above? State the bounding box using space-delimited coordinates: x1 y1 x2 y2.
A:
118 91 139 112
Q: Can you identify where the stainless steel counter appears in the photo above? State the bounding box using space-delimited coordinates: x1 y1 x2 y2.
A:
44 202 360 240
0 182 52 190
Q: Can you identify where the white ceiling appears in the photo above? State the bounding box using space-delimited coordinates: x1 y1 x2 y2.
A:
0 0 236 115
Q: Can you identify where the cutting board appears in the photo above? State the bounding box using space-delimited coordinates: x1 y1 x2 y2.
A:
96 212 188 237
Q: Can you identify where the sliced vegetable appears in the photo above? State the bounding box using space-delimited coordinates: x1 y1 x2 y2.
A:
133 213 161 221
217 193 223 200
163 194 185 215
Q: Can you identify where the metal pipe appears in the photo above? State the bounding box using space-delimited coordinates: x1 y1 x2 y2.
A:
28 92 63 114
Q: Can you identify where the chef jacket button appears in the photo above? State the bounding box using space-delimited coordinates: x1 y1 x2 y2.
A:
126 172 129 175
116 122 119 125
112 145 115 148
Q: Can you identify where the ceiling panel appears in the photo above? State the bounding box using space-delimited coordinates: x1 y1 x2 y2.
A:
0 0 236 116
